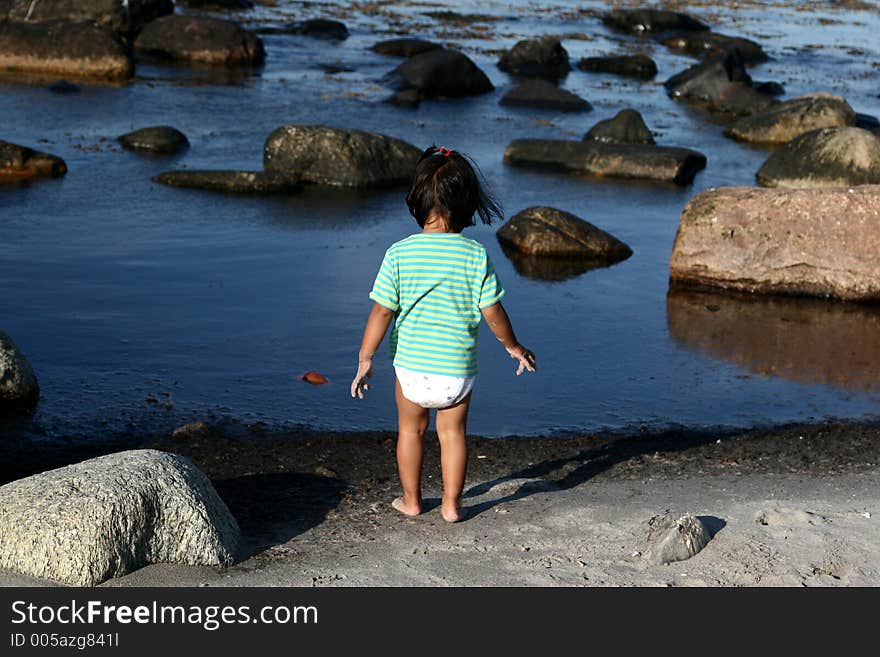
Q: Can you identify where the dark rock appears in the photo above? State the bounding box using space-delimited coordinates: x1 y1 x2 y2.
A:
753 80 785 96
171 422 211 440
497 206 632 263
371 38 442 58
856 112 880 132
576 53 657 80
263 125 422 188
661 32 768 65
423 10 502 24
584 109 655 145
317 63 353 74
497 36 570 80
499 78 590 112
725 94 856 144
0 139 67 180
707 82 777 117
386 88 422 108
153 170 301 194
756 127 880 188
388 48 493 98
48 80 81 93
646 513 712 564
134 15 265 66
1 0 173 34
119 126 189 154
0 21 133 80
504 139 706 185
177 0 254 10
0 330 39 412
285 19 349 40
602 9 709 35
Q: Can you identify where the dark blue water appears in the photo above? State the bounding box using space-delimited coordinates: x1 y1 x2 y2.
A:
2 1 880 438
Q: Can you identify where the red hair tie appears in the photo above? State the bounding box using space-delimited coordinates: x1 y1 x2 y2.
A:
437 147 452 157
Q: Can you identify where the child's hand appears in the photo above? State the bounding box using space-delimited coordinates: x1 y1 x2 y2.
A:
506 343 536 376
350 359 374 399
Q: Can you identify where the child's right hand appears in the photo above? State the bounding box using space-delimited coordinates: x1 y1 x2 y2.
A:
350 358 373 399
506 343 536 376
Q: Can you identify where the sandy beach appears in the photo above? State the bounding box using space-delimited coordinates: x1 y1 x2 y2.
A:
2 421 879 587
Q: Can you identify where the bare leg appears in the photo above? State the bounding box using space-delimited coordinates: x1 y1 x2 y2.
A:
393 378 429 516
435 392 471 522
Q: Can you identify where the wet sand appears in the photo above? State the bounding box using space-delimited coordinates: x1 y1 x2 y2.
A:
2 420 879 586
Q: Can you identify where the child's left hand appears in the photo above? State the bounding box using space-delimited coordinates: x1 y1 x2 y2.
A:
350 359 373 399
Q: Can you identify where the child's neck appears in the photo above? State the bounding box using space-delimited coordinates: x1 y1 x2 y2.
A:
422 213 459 234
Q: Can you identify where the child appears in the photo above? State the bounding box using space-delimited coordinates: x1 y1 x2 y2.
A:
350 146 536 523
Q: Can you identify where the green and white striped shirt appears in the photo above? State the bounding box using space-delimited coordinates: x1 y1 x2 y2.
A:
369 232 506 377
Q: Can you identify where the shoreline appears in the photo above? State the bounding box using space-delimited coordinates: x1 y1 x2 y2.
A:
2 419 880 586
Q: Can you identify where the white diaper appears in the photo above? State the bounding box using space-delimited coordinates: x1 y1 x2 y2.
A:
394 365 475 409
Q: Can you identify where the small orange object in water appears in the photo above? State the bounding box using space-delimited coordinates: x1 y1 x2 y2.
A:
301 371 329 385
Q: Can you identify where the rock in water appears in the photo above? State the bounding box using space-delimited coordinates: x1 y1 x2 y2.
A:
371 38 442 58
499 78 591 112
387 48 493 98
0 331 39 412
645 513 712 565
725 95 856 145
669 185 880 301
0 139 67 180
0 21 133 80
263 125 421 188
0 450 240 585
119 126 190 154
1 0 173 34
576 54 657 80
661 32 768 65
504 139 706 185
134 15 265 66
285 19 349 40
497 206 632 263
602 9 709 34
153 170 301 193
178 0 255 10
756 127 880 187
497 36 570 80
584 109 655 145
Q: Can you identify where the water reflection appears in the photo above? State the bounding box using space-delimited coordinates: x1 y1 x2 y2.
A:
667 289 880 391
498 241 629 282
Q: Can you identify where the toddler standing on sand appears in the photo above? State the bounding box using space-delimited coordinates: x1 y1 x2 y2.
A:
350 146 536 523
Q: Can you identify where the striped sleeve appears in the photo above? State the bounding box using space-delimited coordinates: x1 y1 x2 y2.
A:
478 251 505 309
369 247 399 312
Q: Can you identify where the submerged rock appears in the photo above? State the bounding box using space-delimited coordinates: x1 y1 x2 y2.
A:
584 109 655 145
153 170 301 193
134 15 265 66
725 95 856 145
756 127 880 188
576 53 657 80
119 126 190 154
178 0 255 10
0 450 240 586
497 36 570 80
285 18 349 40
662 32 768 65
499 78 591 112
264 125 421 188
504 139 706 185
0 330 39 412
602 9 709 35
497 206 632 263
669 185 880 301
371 38 442 58
646 513 712 565
0 139 67 180
1 0 173 34
0 20 133 80
47 80 81 93
386 88 423 108
387 48 493 98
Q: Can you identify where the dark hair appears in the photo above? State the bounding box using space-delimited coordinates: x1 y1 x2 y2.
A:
405 146 503 231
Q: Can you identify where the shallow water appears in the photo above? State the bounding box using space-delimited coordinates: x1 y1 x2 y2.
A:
2 0 880 439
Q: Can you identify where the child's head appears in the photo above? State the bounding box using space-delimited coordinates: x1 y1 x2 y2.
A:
406 146 502 231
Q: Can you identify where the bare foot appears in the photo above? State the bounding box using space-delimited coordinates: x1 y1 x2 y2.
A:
441 502 464 523
392 496 421 516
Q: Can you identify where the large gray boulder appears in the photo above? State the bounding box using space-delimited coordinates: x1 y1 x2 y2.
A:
0 139 67 180
0 330 39 412
1 0 173 33
263 125 421 188
584 109 655 145
497 206 632 262
153 169 301 193
387 48 493 99
134 14 265 66
0 20 133 80
497 36 570 80
725 94 856 145
756 127 880 188
0 450 239 586
646 513 712 565
504 138 706 185
499 78 590 112
669 185 880 301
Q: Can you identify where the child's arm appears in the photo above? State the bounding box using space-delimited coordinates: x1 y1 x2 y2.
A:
480 302 536 375
351 302 395 399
